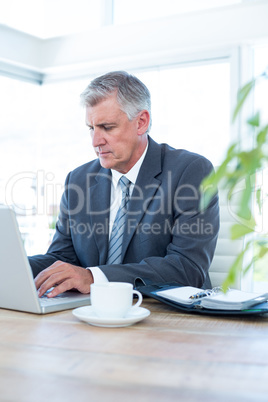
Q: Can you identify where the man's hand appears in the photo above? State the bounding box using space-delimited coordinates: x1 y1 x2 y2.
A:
35 261 93 298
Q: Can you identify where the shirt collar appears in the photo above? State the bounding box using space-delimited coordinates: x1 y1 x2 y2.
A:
111 143 148 187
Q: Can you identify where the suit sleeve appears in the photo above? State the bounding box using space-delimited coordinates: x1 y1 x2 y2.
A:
98 156 219 288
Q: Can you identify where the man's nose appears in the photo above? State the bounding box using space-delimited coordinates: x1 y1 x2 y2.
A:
91 127 105 147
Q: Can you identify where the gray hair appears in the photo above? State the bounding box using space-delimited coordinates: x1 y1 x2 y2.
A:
80 71 152 133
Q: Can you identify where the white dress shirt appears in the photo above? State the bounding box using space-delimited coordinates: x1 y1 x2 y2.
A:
88 143 148 283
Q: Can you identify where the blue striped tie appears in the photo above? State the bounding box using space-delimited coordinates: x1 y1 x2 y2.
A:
106 176 131 265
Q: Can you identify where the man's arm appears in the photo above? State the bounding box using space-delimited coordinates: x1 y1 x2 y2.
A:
29 153 219 295
98 156 219 288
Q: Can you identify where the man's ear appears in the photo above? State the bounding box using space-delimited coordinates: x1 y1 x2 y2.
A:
137 110 150 135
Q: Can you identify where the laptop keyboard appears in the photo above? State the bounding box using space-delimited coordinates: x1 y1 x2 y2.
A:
40 292 72 304
38 288 90 306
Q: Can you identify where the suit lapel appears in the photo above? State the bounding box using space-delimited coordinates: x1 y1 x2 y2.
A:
88 167 112 265
121 137 162 260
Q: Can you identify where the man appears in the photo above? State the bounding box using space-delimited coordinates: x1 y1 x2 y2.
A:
30 71 219 298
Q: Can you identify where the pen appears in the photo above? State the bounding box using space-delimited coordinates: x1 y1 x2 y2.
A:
189 286 225 300
189 290 212 300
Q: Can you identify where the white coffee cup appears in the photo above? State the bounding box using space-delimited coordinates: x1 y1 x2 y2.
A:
90 282 142 319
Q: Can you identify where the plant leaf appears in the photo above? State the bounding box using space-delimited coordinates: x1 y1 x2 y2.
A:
199 185 218 211
199 143 239 209
256 188 262 214
238 149 262 173
258 245 268 259
233 80 256 122
247 111 260 127
256 125 268 146
221 250 243 291
230 223 255 240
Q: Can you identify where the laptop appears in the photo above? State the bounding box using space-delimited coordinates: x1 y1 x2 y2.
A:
0 205 91 314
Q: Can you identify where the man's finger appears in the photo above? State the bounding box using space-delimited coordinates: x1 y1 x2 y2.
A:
35 262 93 297
36 270 69 297
34 261 65 289
45 279 74 298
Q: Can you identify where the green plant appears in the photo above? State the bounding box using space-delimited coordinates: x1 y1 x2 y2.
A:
48 214 58 230
201 68 268 290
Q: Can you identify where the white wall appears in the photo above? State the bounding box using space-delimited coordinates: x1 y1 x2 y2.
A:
1 1 268 83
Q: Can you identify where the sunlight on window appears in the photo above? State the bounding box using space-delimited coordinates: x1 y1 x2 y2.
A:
0 76 95 253
0 76 40 201
136 62 230 166
252 44 268 292
0 0 102 38
254 45 268 235
254 45 268 126
114 0 242 25
1 63 231 253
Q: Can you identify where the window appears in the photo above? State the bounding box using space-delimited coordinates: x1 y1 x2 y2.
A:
114 0 242 25
136 61 231 166
0 76 41 204
0 75 94 254
1 59 232 254
0 0 103 38
252 45 268 292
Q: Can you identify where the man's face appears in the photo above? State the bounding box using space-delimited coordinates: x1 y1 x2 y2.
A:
85 93 148 173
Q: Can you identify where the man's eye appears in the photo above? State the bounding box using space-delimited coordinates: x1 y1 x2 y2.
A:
88 127 94 131
104 126 114 131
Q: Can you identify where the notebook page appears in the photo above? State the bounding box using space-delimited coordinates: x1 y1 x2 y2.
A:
200 290 268 310
155 286 204 305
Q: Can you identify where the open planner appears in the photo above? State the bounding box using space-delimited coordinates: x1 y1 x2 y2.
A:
136 283 268 316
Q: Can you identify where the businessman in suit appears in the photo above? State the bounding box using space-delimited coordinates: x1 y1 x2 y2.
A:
31 71 219 298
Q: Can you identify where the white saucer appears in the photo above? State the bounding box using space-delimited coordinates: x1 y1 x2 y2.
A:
72 306 150 327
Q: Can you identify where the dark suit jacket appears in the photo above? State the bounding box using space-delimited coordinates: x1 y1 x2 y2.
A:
29 137 219 288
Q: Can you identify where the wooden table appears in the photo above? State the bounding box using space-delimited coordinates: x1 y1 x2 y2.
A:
1 298 268 402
